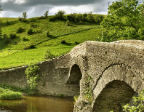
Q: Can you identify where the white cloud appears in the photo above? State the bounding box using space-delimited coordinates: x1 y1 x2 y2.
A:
0 0 26 4
0 10 20 17
14 0 26 4
49 4 95 15
1 0 11 3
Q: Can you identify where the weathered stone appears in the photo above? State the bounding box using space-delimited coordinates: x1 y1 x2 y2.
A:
0 40 143 112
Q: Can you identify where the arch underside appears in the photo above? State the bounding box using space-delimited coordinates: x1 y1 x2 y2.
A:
92 64 142 112
93 80 135 112
67 64 82 85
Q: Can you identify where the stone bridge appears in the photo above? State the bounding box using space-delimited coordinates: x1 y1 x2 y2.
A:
0 40 144 112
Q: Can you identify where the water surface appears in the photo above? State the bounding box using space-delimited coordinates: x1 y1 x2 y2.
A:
0 96 74 112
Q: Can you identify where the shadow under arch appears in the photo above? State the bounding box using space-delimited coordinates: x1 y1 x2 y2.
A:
93 80 135 112
67 64 82 86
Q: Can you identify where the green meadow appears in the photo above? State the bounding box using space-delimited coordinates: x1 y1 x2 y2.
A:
0 16 103 69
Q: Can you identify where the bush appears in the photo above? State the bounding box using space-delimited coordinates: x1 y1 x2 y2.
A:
61 40 72 45
46 31 50 37
86 13 95 23
138 28 144 40
50 10 66 21
31 24 38 28
75 41 79 45
95 15 104 25
18 17 27 22
22 37 29 41
67 13 77 22
4 38 11 44
0 87 22 100
25 65 40 91
66 20 71 26
123 90 144 112
46 31 55 38
27 29 34 35
66 13 104 24
24 44 35 50
17 27 25 33
9 33 18 39
3 34 8 39
44 50 55 59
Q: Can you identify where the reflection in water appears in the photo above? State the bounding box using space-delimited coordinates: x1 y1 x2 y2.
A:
0 96 74 112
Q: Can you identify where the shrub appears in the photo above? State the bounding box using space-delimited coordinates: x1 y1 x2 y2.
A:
138 28 144 40
29 18 37 22
75 41 79 45
3 34 8 39
66 20 71 26
31 24 38 28
27 29 34 35
95 15 104 25
9 33 17 39
4 38 10 44
44 50 55 59
67 13 77 22
61 40 72 45
46 31 50 37
46 31 55 38
50 10 66 21
0 87 22 100
74 96 79 104
18 17 27 22
25 65 40 91
123 90 144 112
24 44 35 50
86 13 95 23
17 27 25 33
55 10 65 20
22 37 29 41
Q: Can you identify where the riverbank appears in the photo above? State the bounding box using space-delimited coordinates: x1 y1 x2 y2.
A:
0 87 22 100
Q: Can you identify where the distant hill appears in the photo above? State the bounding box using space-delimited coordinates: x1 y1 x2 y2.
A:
0 14 104 69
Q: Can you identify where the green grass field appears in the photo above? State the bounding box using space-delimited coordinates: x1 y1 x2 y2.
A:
0 17 102 69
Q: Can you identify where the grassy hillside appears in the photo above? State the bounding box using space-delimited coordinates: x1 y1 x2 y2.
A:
0 16 103 69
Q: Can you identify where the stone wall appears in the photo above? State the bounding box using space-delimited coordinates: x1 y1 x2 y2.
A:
0 54 79 97
0 40 144 112
72 40 144 112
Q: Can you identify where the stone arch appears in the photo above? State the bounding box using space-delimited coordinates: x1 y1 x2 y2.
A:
92 64 143 112
92 80 135 112
67 64 82 85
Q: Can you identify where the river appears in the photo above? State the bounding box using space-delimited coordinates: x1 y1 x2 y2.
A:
0 96 74 112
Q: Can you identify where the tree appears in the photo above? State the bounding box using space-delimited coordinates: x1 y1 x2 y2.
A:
55 10 65 20
101 0 144 41
22 12 27 19
44 10 49 18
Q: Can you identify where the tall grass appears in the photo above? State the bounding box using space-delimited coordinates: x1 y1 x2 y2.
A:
0 87 22 100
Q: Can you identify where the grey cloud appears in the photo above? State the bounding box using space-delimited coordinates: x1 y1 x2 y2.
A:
1 0 104 11
24 0 103 6
0 0 108 17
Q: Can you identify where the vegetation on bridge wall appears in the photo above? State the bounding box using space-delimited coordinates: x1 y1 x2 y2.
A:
82 75 94 103
123 90 144 112
25 65 40 94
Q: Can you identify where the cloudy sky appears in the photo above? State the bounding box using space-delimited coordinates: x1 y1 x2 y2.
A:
0 0 115 18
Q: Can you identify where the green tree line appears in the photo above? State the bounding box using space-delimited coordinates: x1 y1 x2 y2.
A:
101 0 144 41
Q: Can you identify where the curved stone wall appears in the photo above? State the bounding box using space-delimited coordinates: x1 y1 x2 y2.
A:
0 40 144 111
